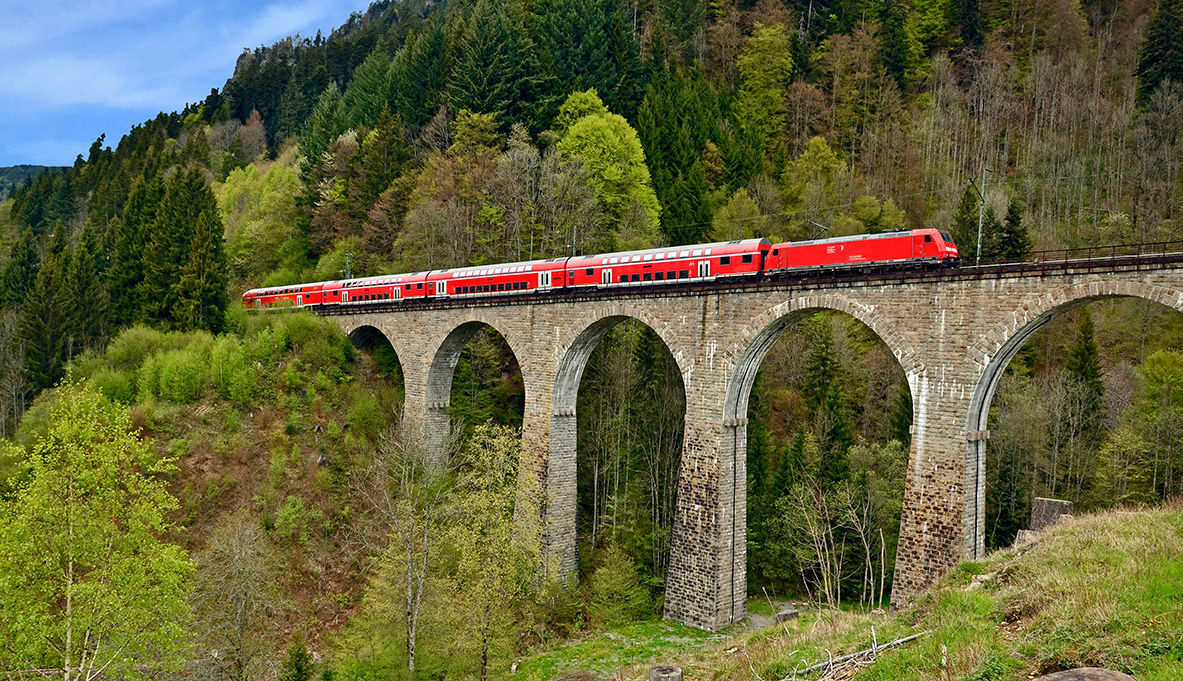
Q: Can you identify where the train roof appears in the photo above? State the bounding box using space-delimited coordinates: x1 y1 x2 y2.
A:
569 238 770 264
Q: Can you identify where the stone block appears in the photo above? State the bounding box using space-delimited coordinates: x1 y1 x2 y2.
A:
1030 497 1074 531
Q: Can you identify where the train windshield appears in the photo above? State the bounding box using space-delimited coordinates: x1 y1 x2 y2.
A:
939 231 954 243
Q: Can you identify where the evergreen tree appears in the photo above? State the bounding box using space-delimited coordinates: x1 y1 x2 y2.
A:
735 23 793 157
817 381 853 486
950 185 980 262
1066 308 1105 445
65 224 109 354
20 254 69 392
879 0 913 91
171 205 228 333
389 22 451 128
804 323 839 411
276 74 305 144
359 107 412 206
956 0 984 50
1136 0 1183 104
140 168 219 330
995 199 1033 262
0 228 41 310
343 47 392 129
299 82 348 181
107 176 161 327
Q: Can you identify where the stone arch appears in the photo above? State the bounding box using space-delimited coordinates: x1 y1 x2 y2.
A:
423 315 530 464
710 293 921 623
340 321 407 420
724 293 923 423
546 304 690 577
963 280 1183 557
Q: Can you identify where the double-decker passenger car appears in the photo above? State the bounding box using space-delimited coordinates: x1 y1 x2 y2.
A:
565 238 771 288
431 258 568 297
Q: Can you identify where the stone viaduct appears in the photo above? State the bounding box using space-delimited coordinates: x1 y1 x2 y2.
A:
321 255 1183 631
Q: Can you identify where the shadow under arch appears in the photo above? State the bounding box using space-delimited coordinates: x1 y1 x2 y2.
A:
717 297 920 621
424 319 528 465
964 281 1183 558
547 312 688 579
345 323 407 419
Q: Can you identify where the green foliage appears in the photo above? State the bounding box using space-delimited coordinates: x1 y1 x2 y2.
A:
586 545 653 626
0 381 192 678
219 148 307 285
274 495 325 545
1136 0 1183 104
557 108 661 231
348 392 385 442
736 23 793 156
280 633 316 681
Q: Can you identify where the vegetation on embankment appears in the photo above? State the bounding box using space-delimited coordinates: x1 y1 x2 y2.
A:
517 504 1183 681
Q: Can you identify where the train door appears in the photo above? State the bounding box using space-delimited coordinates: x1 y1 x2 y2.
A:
602 269 612 284
698 260 710 278
539 271 553 289
296 294 304 307
342 291 349 303
394 286 401 300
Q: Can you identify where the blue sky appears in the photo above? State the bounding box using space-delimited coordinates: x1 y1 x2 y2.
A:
0 0 365 167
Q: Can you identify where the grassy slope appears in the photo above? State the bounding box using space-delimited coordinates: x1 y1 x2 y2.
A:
513 505 1183 680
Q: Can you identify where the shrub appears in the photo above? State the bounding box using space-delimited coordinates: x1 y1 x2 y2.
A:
157 348 207 403
89 368 134 404
347 393 384 442
586 545 652 626
106 325 170 370
274 495 324 545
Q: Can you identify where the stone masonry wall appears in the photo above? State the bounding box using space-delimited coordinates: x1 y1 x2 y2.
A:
326 262 1183 631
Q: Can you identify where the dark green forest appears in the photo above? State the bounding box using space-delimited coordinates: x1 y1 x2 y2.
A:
2 0 1183 674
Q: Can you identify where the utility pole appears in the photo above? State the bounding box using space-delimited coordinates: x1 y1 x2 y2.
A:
970 168 991 266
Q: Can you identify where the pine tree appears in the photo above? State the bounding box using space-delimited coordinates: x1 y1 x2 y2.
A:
1136 0 1183 105
66 224 109 354
804 322 839 412
817 381 853 486
956 0 984 50
359 107 411 206
171 205 228 333
950 185 980 262
879 0 913 91
389 22 450 128
1066 308 1105 445
0 228 41 310
140 168 219 329
299 82 348 181
107 176 161 327
343 47 391 129
995 199 1033 262
20 253 69 392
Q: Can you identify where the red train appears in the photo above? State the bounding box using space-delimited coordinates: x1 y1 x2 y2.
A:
242 229 958 309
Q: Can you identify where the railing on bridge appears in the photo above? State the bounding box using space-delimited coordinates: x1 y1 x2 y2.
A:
966 240 1183 272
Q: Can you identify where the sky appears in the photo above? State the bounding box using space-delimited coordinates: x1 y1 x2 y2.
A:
0 0 366 167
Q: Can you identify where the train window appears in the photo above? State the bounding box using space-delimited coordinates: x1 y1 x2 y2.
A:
631 273 640 282
610 257 619 264
586 268 594 276
667 271 675 279
679 250 690 258
940 231 953 242
602 258 609 265
721 256 731 265
632 255 641 263
742 254 754 264
498 283 505 291
643 273 652 281
705 249 712 255
619 275 627 282
643 254 653 261
655 253 665 260
679 270 689 279
655 272 664 280
692 249 702 256
417 283 423 289
925 235 933 242
772 249 778 255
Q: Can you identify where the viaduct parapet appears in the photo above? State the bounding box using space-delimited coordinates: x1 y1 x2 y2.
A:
323 258 1183 631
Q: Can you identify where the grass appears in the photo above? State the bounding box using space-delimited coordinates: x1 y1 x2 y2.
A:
508 505 1183 680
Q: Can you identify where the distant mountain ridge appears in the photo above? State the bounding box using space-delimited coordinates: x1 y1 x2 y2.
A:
0 165 65 202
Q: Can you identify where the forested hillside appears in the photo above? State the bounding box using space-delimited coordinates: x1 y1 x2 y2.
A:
2 0 1183 675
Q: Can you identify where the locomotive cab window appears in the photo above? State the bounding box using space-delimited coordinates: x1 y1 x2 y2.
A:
925 234 933 242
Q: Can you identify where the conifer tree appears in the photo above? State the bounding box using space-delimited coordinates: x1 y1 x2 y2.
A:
66 224 109 354
950 185 980 261
879 0 913 91
107 176 161 327
343 47 391 129
359 107 411 206
0 228 40 310
1066 308 1105 444
956 0 984 50
20 253 69 392
996 199 1033 262
299 83 348 180
389 23 450 128
172 206 228 333
1136 0 1183 104
140 168 221 330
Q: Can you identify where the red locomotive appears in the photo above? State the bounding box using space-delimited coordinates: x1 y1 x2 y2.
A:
241 230 958 309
